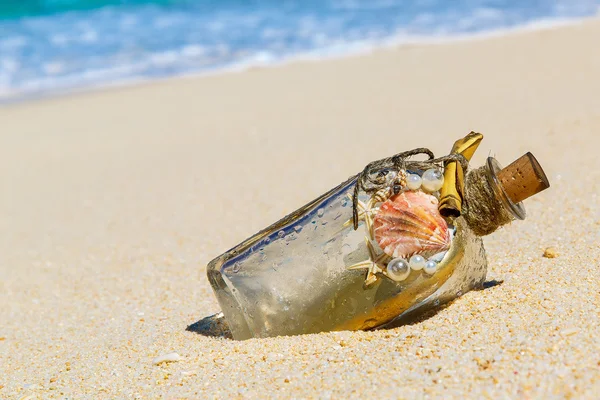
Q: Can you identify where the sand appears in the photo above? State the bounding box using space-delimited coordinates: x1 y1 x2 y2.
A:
1 17 600 399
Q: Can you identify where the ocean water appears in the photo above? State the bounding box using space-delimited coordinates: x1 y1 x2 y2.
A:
1 0 599 101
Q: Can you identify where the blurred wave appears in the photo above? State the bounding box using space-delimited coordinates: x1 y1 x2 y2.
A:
0 0 179 19
1 0 599 102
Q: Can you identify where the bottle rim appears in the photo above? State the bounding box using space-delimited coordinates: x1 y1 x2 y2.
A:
485 156 527 221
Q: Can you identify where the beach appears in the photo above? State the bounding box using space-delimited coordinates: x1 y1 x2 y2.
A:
1 16 600 398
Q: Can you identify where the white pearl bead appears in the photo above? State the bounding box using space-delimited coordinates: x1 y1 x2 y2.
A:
409 254 426 271
424 260 438 275
387 258 410 282
421 168 444 192
406 174 422 190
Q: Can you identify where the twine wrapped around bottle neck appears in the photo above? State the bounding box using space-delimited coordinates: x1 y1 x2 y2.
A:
462 165 514 236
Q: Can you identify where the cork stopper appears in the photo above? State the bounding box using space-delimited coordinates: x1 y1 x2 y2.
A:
496 152 550 204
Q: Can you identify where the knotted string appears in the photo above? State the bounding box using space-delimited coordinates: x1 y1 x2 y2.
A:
352 148 469 230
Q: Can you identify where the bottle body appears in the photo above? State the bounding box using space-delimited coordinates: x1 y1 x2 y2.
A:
207 176 488 340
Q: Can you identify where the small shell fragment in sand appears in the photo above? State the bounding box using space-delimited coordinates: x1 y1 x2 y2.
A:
543 247 558 258
153 352 183 365
560 327 579 337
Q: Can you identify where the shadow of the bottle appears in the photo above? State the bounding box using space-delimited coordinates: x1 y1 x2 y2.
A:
384 279 504 329
480 279 503 290
187 279 503 339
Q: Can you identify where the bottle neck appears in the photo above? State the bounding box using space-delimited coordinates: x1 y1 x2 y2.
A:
461 157 525 236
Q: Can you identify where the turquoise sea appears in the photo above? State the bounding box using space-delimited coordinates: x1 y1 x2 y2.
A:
1 0 599 101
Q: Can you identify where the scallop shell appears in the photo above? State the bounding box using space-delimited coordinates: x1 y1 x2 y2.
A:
373 191 450 258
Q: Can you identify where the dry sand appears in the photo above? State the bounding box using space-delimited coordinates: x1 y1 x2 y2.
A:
1 17 600 399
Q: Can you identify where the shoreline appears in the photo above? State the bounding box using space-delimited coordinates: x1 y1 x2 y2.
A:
2 13 599 107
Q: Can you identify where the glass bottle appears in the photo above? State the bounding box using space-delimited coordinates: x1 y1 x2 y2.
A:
206 135 549 340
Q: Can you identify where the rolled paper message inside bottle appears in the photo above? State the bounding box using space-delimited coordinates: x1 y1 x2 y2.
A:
206 135 550 340
439 132 483 218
